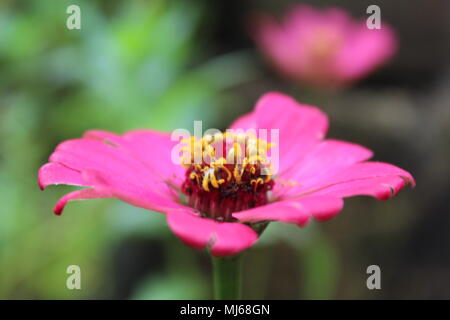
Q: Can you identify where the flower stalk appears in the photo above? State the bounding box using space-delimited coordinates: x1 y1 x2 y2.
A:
212 255 243 300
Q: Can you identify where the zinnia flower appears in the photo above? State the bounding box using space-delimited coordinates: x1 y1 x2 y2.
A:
252 5 397 87
38 92 414 257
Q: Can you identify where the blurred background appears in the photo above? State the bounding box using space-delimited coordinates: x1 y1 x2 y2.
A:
0 0 449 299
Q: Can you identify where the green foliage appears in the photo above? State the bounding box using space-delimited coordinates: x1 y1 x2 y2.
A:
0 0 255 299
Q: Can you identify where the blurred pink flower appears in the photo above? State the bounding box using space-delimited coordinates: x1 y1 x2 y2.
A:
252 5 397 88
39 92 414 257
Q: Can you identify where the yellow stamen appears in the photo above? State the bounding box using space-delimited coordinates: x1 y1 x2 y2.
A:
202 175 210 192
209 170 221 188
280 179 300 187
250 178 264 191
189 172 200 185
233 167 242 184
180 132 276 191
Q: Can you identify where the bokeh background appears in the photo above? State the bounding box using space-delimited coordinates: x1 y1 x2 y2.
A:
1 0 449 299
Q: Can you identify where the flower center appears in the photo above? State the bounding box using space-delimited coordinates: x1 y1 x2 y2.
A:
180 132 275 222
308 27 343 60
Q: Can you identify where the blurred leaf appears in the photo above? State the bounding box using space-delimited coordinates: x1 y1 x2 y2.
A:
0 0 256 299
131 273 206 300
301 232 339 299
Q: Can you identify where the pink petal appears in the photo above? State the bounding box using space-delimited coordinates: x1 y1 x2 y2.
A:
40 129 187 216
81 168 184 213
84 130 184 187
284 5 351 38
167 209 258 257
229 92 329 175
275 139 373 198
54 188 110 215
38 162 85 190
49 138 155 186
293 162 415 200
314 175 408 200
233 195 343 226
48 135 179 200
336 24 397 82
252 14 303 78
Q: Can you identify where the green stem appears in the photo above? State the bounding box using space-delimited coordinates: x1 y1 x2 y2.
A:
212 255 243 300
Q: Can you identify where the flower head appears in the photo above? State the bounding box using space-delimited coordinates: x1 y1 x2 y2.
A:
180 132 275 222
252 5 397 88
38 92 414 256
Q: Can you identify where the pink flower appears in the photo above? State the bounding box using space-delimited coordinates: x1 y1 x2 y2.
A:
38 92 414 257
252 5 397 88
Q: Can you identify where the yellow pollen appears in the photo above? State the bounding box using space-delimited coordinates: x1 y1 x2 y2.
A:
279 179 300 187
202 175 210 192
189 172 200 185
180 132 275 192
251 178 264 185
